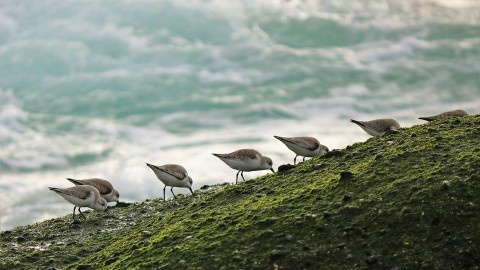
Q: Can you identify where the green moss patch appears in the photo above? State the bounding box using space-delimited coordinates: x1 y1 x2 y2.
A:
1 115 479 269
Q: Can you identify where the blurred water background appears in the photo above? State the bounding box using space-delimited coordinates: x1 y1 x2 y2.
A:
0 0 479 230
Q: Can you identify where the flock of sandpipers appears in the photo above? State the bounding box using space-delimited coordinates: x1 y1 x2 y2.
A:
48 109 469 222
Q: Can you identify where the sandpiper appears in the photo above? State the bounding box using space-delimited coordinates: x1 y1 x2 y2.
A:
419 109 468 122
274 135 329 165
212 149 275 184
350 118 400 136
146 163 193 201
48 185 108 222
67 178 119 203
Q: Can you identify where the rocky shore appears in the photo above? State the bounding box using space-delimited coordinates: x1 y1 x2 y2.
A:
1 115 479 269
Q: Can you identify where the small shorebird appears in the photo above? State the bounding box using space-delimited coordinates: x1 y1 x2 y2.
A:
48 185 108 222
212 149 275 184
350 118 400 136
67 178 119 203
146 163 193 201
274 136 329 165
419 109 468 122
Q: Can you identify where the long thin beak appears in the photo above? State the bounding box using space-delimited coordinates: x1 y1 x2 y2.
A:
270 168 275 173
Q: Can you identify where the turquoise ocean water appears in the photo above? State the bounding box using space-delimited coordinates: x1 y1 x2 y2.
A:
0 0 479 230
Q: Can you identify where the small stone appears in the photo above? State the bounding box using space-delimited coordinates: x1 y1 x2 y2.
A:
285 235 294 241
200 185 211 190
185 236 193 241
179 260 186 264
278 164 295 173
442 181 451 190
270 250 288 261
340 171 354 181
325 150 345 158
268 217 278 222
72 219 82 225
232 255 242 261
343 193 353 201
366 255 379 265
346 254 354 260
16 236 26 243
142 231 152 237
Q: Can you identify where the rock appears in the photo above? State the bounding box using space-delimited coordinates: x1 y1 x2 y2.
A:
142 231 152 237
16 236 26 243
278 164 295 173
343 193 353 201
270 250 288 261
366 255 379 265
325 150 345 158
340 171 354 181
72 219 82 225
442 181 451 190
200 185 211 190
285 235 294 241
115 201 132 207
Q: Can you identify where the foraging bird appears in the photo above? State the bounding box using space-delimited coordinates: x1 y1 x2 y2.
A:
274 136 329 165
350 118 400 136
66 178 119 203
146 163 193 201
212 149 275 184
419 109 468 122
48 185 108 222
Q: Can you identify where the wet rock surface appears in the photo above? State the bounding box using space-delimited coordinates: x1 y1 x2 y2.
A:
1 116 480 269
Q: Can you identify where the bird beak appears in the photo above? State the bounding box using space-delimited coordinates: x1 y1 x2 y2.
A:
270 168 275 173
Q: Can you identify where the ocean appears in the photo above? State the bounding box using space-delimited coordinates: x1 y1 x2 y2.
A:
0 0 479 230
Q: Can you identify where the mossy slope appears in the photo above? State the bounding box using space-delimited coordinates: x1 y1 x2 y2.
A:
1 116 480 269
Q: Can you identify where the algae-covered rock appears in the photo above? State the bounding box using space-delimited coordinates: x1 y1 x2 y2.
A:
1 116 480 269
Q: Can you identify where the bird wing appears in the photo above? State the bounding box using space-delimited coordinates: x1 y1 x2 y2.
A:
158 165 187 180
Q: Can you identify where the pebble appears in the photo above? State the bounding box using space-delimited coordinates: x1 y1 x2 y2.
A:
142 231 152 237
340 171 354 181
442 181 451 190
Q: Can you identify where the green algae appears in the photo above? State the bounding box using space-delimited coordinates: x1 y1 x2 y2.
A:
1 115 480 269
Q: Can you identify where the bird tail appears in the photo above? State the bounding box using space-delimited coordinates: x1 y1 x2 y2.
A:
146 163 157 170
212 153 226 158
66 178 82 185
350 119 365 127
418 117 433 122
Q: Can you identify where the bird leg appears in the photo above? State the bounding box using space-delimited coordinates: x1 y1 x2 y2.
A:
78 207 87 219
241 171 245 182
189 187 194 195
294 155 298 165
171 187 177 199
163 186 167 201
236 171 241 184
72 206 77 221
